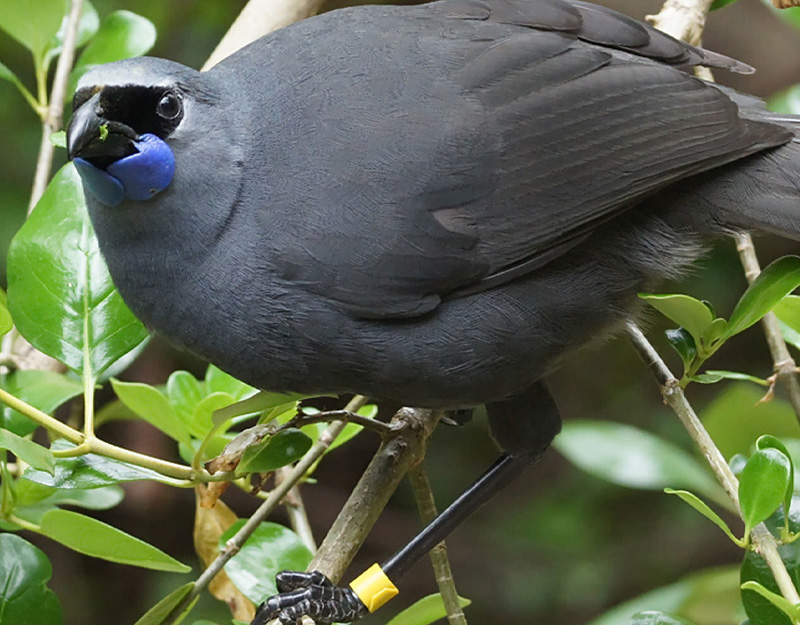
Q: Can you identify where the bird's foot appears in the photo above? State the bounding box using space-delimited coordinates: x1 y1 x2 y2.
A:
251 570 367 625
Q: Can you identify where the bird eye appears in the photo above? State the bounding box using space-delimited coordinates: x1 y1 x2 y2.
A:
156 92 182 119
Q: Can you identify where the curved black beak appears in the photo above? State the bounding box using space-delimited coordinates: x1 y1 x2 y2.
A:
67 92 139 165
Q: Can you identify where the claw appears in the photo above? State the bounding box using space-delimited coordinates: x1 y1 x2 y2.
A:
251 570 367 625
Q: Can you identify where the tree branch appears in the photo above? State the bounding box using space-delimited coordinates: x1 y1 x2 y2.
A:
626 321 800 605
734 233 800 421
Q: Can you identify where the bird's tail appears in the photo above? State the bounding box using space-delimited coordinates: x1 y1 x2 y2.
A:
652 107 800 241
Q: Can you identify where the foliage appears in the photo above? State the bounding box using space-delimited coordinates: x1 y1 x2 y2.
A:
1 2 800 625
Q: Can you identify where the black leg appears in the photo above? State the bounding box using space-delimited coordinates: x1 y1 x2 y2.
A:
250 381 562 624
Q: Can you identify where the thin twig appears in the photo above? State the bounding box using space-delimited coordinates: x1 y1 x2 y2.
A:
735 233 800 422
408 465 467 625
277 466 318 553
29 0 84 213
286 409 394 436
164 395 368 625
625 322 800 605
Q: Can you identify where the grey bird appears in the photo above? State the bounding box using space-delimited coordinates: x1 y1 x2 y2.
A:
66 0 800 622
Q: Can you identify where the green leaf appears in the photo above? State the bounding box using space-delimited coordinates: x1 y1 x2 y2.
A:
0 288 11 336
46 1 98 62
741 499 800 625
723 256 800 341
630 612 697 625
7 164 149 378
703 384 800 460
212 390 303 426
665 328 697 374
221 520 313 603
0 428 54 474
111 379 192 446
14 480 123 511
133 583 196 625
739 448 792 538
775 295 800 334
70 11 156 89
192 392 235 439
39 508 190 572
236 428 312 476
205 364 257 400
0 0 66 60
384 593 471 625
23 440 176 489
769 83 800 115
0 534 62 625
757 436 795 517
1 370 83 437
554 421 723 501
587 566 741 625
49 130 66 148
691 370 770 387
710 0 739 9
740 581 799 623
664 489 742 546
640 294 715 347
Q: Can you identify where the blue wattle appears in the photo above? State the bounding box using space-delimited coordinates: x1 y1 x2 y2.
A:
108 133 175 201
74 158 125 207
73 133 175 207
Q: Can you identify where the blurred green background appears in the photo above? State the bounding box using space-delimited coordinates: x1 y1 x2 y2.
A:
2 1 800 624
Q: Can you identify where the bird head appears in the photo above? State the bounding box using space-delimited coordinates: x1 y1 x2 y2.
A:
67 57 222 208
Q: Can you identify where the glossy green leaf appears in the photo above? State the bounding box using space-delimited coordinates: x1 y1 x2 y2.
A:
757 436 795 516
1 370 83 437
741 499 800 625
0 288 11 336
0 428 54 474
167 370 204 421
205 364 257 400
0 534 62 625
70 11 156 89
664 489 741 546
221 520 312 603
384 594 471 625
23 440 176 488
39 508 190 572
7 164 149 377
46 1 98 62
14 480 123 510
192 392 235 438
779 320 800 352
554 421 722 501
739 448 792 537
111 378 192 446
0 0 66 60
740 582 799 623
630 612 697 625
640 294 715 346
692 370 770 386
775 295 800 333
236 428 312 476
133 583 196 625
723 256 800 341
212 390 303 426
710 0 739 9
665 328 697 374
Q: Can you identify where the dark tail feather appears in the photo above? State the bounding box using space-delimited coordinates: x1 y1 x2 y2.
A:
648 130 800 241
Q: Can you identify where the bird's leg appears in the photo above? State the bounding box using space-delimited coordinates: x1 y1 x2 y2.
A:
251 382 561 625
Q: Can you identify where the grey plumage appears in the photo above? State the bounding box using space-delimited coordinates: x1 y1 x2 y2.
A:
69 0 800 407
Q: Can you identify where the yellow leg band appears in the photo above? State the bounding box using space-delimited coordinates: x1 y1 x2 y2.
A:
349 563 399 613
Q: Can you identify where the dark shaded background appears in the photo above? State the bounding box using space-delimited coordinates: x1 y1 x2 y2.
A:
2 1 800 624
